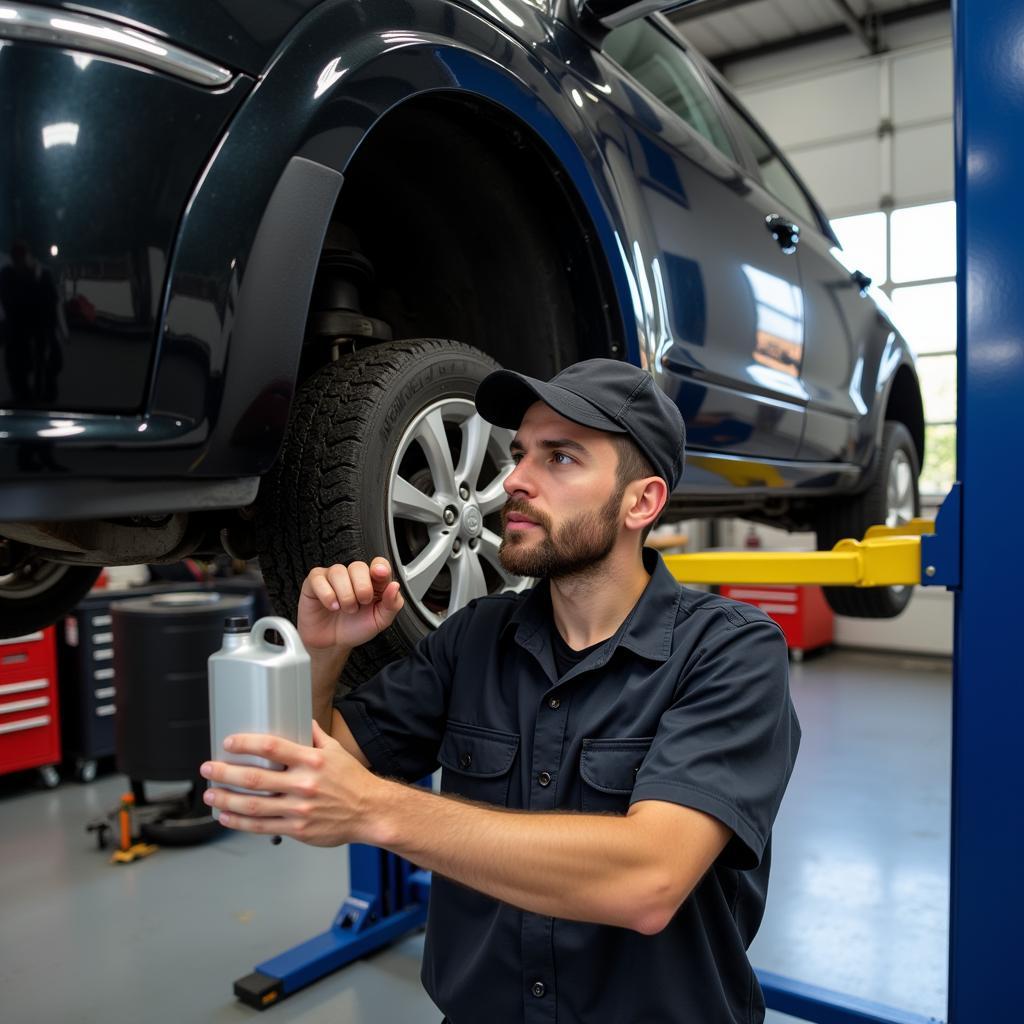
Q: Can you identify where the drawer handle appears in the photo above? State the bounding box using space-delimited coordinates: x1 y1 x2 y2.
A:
0 696 50 715
92 615 112 627
94 687 116 700
93 649 113 661
92 632 113 644
96 704 116 717
0 714 49 734
0 678 48 696
94 668 115 680
1 653 29 666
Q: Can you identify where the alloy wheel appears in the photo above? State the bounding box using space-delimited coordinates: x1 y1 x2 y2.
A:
387 397 533 628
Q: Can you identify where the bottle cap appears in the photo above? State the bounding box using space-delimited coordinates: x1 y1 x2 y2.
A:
223 616 250 634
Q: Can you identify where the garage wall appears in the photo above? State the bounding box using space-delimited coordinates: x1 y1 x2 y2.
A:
712 25 955 657
729 37 953 218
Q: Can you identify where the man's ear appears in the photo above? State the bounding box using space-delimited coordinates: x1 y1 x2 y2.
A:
625 477 667 533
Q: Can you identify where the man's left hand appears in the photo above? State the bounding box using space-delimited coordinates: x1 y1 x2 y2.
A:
200 721 380 847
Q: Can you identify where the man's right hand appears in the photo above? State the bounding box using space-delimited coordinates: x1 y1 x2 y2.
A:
298 558 405 653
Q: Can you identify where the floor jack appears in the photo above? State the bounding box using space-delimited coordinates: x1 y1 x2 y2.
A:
86 778 219 859
85 792 159 864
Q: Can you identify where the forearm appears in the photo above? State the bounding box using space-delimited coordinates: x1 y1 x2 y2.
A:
366 778 671 932
310 646 351 734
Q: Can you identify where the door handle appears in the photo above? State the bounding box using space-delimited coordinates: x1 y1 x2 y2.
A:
765 214 800 254
851 269 872 292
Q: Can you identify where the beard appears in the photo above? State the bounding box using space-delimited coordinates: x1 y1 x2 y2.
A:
498 484 624 581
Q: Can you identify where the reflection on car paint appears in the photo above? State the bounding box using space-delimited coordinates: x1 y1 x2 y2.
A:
741 263 804 379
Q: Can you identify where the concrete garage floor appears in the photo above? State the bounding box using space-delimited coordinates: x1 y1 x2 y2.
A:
0 648 951 1024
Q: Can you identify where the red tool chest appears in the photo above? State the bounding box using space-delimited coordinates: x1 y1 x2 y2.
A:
719 584 834 661
0 627 61 778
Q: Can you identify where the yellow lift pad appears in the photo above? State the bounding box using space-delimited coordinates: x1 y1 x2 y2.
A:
662 519 935 588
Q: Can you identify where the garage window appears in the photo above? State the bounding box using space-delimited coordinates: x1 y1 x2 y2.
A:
831 202 957 499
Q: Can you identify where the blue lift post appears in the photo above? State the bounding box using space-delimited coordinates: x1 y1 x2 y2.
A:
234 2 1015 1018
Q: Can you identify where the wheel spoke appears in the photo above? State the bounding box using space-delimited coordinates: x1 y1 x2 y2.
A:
450 550 489 611
456 415 492 492
476 469 511 516
403 530 456 602
897 461 912 506
414 409 458 499
392 475 444 524
477 527 520 588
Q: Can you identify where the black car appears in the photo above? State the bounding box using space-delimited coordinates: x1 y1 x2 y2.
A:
0 0 923 675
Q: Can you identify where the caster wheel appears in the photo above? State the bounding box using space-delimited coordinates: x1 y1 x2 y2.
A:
38 765 60 788
76 759 98 783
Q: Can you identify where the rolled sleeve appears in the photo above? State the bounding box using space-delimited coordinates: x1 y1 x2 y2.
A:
630 615 801 870
335 601 477 782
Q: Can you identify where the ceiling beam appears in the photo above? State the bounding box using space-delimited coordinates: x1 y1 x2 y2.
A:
669 0 762 21
691 0 951 70
830 0 882 54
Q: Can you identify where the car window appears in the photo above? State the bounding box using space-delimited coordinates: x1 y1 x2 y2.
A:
603 20 736 162
723 99 819 226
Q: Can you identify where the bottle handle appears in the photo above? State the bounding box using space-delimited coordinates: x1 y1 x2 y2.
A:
251 616 308 657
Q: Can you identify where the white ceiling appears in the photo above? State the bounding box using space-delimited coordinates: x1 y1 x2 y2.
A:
668 0 948 64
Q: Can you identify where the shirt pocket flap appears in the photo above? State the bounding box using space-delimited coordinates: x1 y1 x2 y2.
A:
439 721 519 778
580 737 654 793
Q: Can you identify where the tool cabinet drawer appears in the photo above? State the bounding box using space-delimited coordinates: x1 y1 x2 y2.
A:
0 632 52 682
0 712 60 774
0 628 61 776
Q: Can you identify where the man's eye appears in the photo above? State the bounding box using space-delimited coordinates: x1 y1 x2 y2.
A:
553 452 574 464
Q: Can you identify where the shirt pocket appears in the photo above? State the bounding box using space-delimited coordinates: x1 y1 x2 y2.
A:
580 737 654 814
438 720 519 808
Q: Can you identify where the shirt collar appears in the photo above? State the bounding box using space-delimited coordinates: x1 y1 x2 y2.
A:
501 545 682 663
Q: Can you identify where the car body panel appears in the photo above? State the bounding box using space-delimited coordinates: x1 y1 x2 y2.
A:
0 41 250 417
14 0 327 76
0 0 921 519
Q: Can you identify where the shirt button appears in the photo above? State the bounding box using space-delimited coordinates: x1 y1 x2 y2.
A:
459 753 472 769
537 771 552 787
547 697 561 709
531 981 546 998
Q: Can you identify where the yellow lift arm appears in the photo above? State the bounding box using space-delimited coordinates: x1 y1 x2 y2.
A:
662 518 936 588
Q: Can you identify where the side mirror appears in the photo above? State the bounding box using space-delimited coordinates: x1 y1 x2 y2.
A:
576 0 706 31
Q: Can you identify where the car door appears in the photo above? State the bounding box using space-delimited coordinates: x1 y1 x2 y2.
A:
714 87 866 463
588 17 806 461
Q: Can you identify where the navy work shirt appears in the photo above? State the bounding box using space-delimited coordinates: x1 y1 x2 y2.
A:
337 546 801 1024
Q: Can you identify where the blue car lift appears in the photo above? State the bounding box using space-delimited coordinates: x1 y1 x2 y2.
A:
234 1 1019 1018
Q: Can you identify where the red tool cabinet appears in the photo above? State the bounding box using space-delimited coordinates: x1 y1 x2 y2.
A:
0 627 61 780
719 584 834 661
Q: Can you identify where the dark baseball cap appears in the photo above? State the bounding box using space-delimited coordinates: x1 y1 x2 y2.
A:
475 358 686 491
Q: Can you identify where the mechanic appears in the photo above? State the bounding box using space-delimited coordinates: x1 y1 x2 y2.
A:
201 358 802 1024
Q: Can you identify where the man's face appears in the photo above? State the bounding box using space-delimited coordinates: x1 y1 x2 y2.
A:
498 402 626 580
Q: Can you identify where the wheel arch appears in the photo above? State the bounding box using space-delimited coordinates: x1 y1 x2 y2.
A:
315 89 627 387
150 5 635 479
882 361 926 473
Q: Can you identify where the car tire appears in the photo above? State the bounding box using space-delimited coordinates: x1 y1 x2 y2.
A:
0 561 102 639
815 420 921 619
254 339 531 689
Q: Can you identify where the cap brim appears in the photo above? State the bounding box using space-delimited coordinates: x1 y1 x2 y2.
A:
475 369 626 434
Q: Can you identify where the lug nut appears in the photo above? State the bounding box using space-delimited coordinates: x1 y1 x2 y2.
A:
443 507 457 525
453 539 462 553
459 484 470 500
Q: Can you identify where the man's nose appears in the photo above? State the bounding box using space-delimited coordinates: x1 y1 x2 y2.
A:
503 458 534 498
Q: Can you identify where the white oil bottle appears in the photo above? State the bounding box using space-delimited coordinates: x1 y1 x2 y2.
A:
207 616 312 817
